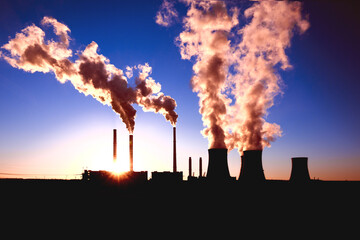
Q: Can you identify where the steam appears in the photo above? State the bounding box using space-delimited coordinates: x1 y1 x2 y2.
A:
161 0 309 152
226 0 309 151
177 1 238 148
1 17 177 133
155 0 178 27
131 63 178 126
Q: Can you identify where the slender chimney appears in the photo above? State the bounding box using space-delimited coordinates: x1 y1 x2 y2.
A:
290 157 310 182
113 129 117 163
199 157 202 177
173 126 177 172
239 150 265 182
206 148 230 181
129 134 133 172
188 157 192 177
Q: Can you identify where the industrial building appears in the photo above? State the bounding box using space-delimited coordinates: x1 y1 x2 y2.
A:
82 128 147 184
82 170 148 185
151 171 183 183
82 127 312 185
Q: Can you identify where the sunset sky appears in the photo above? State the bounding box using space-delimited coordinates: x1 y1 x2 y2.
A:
0 0 359 180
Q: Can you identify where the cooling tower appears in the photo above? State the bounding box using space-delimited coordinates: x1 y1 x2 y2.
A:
289 157 310 182
129 134 133 172
173 127 177 172
206 148 230 181
113 129 117 162
239 150 265 182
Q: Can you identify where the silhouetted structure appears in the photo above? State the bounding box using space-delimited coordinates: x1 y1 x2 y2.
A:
151 171 183 183
239 150 265 182
290 157 310 182
126 171 148 184
129 134 133 172
82 129 316 186
82 170 147 184
173 126 177 172
113 129 117 162
188 157 192 177
206 148 231 181
188 157 197 181
82 170 110 182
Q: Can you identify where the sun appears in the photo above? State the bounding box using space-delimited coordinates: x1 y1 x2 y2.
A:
110 160 130 177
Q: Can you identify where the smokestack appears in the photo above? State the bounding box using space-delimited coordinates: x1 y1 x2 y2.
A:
206 148 230 181
173 126 177 172
188 157 192 177
239 150 265 182
113 129 117 163
129 134 133 172
199 157 202 177
290 157 310 182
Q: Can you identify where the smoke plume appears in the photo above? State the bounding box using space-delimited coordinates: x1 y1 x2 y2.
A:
1 17 177 133
169 0 308 152
177 0 238 149
226 0 309 151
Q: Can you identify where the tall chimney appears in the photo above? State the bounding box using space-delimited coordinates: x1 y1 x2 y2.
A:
129 134 133 172
199 157 202 177
290 157 310 182
188 157 192 177
206 148 230 181
113 129 117 163
173 126 177 172
239 150 265 182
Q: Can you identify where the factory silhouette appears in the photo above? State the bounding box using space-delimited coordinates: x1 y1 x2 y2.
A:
82 127 311 185
2 126 358 216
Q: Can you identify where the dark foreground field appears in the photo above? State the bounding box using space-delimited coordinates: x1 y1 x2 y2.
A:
1 178 359 206
1 179 359 231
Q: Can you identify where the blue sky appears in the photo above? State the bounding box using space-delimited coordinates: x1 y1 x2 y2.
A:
0 0 359 180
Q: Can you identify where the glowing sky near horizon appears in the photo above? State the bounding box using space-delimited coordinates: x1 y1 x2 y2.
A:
0 0 359 180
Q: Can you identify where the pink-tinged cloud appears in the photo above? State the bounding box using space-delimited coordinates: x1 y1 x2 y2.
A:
177 0 239 149
177 0 309 152
1 17 178 133
155 0 178 27
226 0 309 152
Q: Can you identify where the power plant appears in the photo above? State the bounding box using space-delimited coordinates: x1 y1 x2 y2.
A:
113 129 117 163
289 157 311 182
206 148 231 181
188 156 204 181
83 129 147 184
129 134 134 172
150 126 182 183
83 128 313 185
188 157 192 177
173 127 177 173
239 150 265 182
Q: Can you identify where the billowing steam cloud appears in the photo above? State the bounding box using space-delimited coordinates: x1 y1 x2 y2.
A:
177 1 239 149
1 17 178 133
226 1 309 151
158 0 309 152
